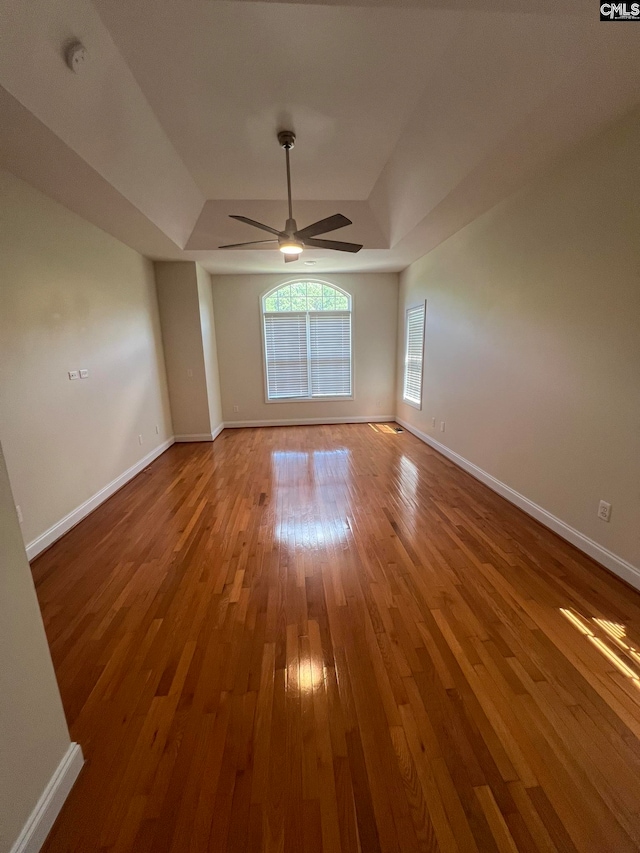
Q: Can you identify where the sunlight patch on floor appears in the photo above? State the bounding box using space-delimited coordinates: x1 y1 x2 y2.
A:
560 607 640 690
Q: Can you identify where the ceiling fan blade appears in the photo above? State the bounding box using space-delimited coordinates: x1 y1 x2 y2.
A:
229 215 282 237
218 240 278 249
304 237 363 253
284 253 300 263
295 214 352 240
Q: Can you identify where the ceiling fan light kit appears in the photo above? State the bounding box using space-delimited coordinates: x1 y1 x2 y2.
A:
279 240 303 255
219 130 363 262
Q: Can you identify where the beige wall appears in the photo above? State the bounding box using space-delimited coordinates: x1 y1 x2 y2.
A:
155 261 223 439
396 109 640 572
212 272 398 424
0 169 173 550
155 262 212 438
0 441 73 852
196 264 224 433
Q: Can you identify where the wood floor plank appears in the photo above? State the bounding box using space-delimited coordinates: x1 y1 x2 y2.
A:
33 424 640 852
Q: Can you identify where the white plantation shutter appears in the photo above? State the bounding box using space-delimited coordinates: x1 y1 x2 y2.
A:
309 312 351 397
264 313 309 399
403 303 425 408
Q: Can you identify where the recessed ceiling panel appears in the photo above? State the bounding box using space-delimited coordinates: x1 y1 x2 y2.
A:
93 0 461 199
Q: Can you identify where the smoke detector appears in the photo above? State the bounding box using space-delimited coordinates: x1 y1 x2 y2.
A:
66 41 88 73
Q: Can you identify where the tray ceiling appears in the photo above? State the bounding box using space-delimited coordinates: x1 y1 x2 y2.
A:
1 0 638 273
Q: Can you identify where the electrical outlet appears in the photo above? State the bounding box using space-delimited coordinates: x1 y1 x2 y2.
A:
440 421 445 432
155 425 160 435
233 405 239 413
68 370 79 380
79 368 89 379
597 500 611 522
16 505 23 524
187 369 193 378
138 434 143 445
432 417 436 428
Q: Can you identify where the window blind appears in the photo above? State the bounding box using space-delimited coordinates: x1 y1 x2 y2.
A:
263 311 352 401
403 303 425 407
309 312 351 397
264 313 309 399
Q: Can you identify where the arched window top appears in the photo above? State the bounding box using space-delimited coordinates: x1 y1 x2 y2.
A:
263 280 351 313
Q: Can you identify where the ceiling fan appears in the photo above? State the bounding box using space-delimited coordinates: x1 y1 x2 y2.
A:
218 130 363 263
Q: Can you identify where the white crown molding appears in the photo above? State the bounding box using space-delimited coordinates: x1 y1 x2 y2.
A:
9 743 84 853
224 415 395 428
25 438 175 561
396 418 640 592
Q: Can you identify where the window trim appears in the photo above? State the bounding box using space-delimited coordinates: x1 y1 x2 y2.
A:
260 279 355 404
402 300 426 410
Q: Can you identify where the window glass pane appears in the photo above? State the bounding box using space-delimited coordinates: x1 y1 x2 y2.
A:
263 281 350 312
291 296 307 311
275 285 291 311
322 285 336 306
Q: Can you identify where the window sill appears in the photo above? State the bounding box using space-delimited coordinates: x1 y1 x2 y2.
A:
265 395 354 404
402 397 422 411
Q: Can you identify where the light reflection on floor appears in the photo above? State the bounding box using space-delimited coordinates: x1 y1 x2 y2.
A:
271 448 351 483
560 607 640 690
270 448 352 548
297 654 325 695
398 454 419 497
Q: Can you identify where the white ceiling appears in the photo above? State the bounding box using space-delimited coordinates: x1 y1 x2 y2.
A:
94 2 454 200
0 0 639 275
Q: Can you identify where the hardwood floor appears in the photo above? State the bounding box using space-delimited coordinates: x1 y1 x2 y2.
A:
34 423 640 852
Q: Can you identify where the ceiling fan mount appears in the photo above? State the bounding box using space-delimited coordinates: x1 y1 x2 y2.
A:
219 130 363 262
277 129 296 150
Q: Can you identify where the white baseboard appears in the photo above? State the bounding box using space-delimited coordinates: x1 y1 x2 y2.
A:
175 421 225 443
10 743 84 853
396 418 640 592
224 415 396 428
174 422 224 443
26 438 175 561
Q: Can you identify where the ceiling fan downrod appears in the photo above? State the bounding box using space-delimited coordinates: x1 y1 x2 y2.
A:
218 129 363 259
278 130 296 231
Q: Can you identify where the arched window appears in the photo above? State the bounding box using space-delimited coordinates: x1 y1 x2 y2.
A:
262 281 352 401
